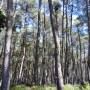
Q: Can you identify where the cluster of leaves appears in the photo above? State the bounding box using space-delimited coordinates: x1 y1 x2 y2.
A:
53 1 61 13
0 10 6 30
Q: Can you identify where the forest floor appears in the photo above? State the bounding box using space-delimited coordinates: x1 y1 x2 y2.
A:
10 84 90 90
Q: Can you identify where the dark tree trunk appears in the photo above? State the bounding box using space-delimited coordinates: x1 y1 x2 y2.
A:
34 0 42 85
77 27 83 82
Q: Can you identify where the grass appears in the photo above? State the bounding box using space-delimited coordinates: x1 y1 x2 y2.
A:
10 84 90 90
10 85 26 90
64 84 90 90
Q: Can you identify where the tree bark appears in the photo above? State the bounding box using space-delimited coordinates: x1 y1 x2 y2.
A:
77 26 83 82
1 0 13 90
34 0 42 85
42 7 47 85
48 0 64 90
86 0 90 83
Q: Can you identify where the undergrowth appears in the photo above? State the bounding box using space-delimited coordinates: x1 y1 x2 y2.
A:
10 84 90 90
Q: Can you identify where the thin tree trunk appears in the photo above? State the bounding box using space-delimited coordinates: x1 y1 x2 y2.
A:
61 0 65 77
64 3 69 84
77 27 83 82
18 33 26 83
86 0 90 83
70 1 75 84
34 0 42 85
42 6 46 85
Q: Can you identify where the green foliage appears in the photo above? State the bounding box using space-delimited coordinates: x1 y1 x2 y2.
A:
10 85 26 90
10 84 90 90
10 85 56 90
0 10 6 29
30 86 56 90
64 84 90 90
53 1 61 13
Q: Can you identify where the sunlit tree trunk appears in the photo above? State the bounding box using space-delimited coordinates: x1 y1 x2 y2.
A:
1 0 13 90
48 0 64 90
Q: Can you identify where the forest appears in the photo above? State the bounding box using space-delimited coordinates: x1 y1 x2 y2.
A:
0 0 90 90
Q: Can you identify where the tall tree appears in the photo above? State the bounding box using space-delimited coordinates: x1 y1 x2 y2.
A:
34 0 42 85
86 0 90 82
77 26 83 82
42 4 47 85
1 0 13 90
48 0 64 90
